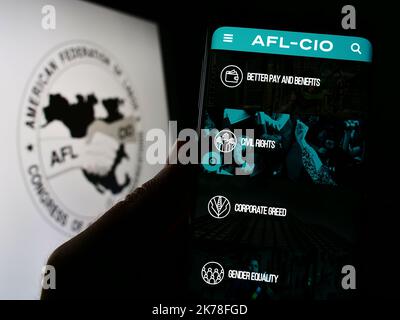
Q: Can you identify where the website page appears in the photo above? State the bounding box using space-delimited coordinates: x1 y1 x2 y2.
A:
190 26 372 300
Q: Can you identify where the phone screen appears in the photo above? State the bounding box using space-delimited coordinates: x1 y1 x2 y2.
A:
190 26 372 300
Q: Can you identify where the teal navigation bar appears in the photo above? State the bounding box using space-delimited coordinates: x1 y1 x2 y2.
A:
212 26 372 62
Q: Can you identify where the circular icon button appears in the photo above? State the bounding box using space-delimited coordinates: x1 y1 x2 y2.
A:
220 65 243 88
208 195 231 219
201 261 224 285
214 129 237 153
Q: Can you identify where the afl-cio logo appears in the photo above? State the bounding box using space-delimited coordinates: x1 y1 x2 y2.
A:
18 41 143 236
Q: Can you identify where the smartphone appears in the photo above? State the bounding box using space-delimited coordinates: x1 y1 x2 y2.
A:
190 25 372 300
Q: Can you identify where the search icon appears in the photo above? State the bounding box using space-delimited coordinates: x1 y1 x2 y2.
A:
351 43 362 54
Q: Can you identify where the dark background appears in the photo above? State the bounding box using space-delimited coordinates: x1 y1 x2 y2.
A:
85 0 398 299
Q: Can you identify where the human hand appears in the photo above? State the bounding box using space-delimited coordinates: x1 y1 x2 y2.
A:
41 142 196 300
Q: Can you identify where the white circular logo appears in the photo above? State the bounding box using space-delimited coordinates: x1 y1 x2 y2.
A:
201 261 224 285
208 195 231 219
220 65 243 88
214 129 237 153
18 41 143 236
